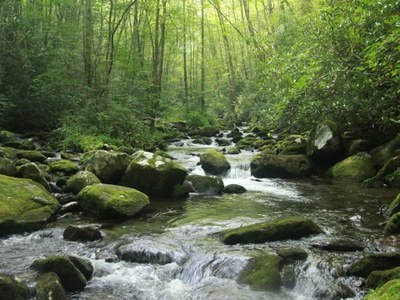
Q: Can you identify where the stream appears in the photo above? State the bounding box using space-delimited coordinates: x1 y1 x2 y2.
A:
1 130 399 299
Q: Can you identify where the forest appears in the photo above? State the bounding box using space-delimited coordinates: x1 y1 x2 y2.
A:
0 0 399 150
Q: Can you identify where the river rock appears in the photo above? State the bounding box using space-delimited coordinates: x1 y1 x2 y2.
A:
78 183 150 218
388 193 400 217
30 256 92 292
331 152 376 181
18 162 51 191
227 147 240 155
220 217 323 245
0 146 18 160
0 273 30 300
347 252 400 277
0 157 17 177
364 279 400 300
370 134 400 168
216 138 231 146
63 225 102 242
347 139 373 156
306 120 342 165
186 175 224 195
223 184 247 194
238 255 283 291
16 150 47 163
81 150 131 184
383 212 400 234
66 171 101 194
282 265 296 288
199 149 231 175
68 256 94 280
35 272 67 300
276 247 308 263
310 238 365 252
0 130 18 144
49 159 79 174
251 153 312 178
120 150 187 198
0 174 60 236
366 266 400 289
189 126 220 137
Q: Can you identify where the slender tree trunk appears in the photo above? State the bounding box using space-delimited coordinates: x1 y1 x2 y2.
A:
83 0 93 88
200 0 206 111
183 0 189 112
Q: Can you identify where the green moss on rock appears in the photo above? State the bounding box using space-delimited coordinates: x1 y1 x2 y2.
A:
36 272 67 300
49 160 79 174
364 279 400 300
120 151 187 198
78 183 150 218
383 212 400 234
0 157 17 177
0 274 30 300
18 162 50 191
347 252 400 278
238 255 283 291
220 217 323 245
367 267 400 289
332 152 377 181
66 171 101 194
276 247 308 263
199 149 231 175
388 193 400 217
16 150 47 163
0 174 60 236
186 175 224 195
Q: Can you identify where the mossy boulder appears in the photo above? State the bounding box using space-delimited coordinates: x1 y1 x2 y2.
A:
220 217 323 245
49 159 79 174
16 150 47 163
347 139 373 156
251 153 313 178
63 225 102 242
120 151 187 198
190 126 220 137
388 193 400 217
0 157 17 177
186 174 224 195
216 138 231 146
0 174 60 236
66 171 101 194
364 279 400 300
331 152 377 181
18 162 51 191
310 238 365 252
370 134 400 168
199 149 231 175
306 120 343 165
227 147 240 155
223 184 247 194
276 247 308 263
238 255 283 291
35 272 67 300
367 267 400 289
347 252 400 277
81 150 131 184
0 274 30 300
30 256 92 292
0 130 18 144
383 212 400 234
77 183 150 218
0 147 18 160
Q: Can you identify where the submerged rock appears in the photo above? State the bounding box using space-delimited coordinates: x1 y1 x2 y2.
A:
220 217 323 245
0 174 60 236
199 149 231 175
81 150 131 184
35 272 67 300
310 238 365 252
63 225 102 242
0 273 30 300
77 183 150 218
66 171 101 194
223 184 247 194
331 152 376 181
347 252 400 277
367 266 400 289
120 150 187 198
251 153 312 178
238 255 283 291
276 247 308 263
186 175 224 195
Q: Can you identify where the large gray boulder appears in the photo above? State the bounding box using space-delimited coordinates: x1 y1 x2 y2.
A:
77 183 150 218
251 153 312 178
120 151 187 198
306 120 342 165
81 150 131 184
0 174 60 236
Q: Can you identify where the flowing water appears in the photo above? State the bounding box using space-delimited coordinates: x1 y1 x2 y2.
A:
1 132 399 299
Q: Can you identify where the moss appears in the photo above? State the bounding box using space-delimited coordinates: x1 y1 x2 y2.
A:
0 174 60 236
0 157 17 177
0 147 18 160
49 159 79 174
276 247 308 263
332 152 377 181
388 193 400 217
68 256 94 280
36 272 67 300
66 171 101 194
238 255 283 291
220 217 323 245
370 134 400 168
347 252 400 278
367 267 400 289
364 279 400 300
0 274 30 300
0 130 18 144
16 150 47 163
186 175 224 194
78 183 150 218
18 162 50 191
199 149 231 175
383 212 400 234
